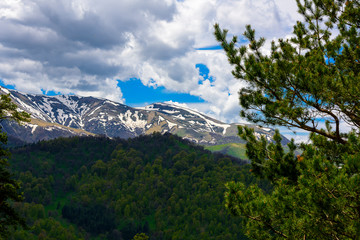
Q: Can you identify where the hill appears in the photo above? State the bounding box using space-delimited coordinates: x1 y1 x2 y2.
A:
7 133 269 239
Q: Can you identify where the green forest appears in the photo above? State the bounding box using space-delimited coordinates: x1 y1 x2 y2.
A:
6 133 267 239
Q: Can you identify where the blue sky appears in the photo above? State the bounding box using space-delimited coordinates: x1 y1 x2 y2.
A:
195 45 223 51
117 78 205 106
0 80 15 90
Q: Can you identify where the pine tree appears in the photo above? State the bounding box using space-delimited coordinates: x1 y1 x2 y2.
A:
0 92 30 237
215 0 360 239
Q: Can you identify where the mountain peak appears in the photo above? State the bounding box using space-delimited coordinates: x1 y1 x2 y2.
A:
0 86 289 146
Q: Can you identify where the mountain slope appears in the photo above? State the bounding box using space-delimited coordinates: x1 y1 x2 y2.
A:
9 134 258 239
205 143 248 160
0 86 289 145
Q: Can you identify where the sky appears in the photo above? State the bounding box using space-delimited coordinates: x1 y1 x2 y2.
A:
0 0 306 141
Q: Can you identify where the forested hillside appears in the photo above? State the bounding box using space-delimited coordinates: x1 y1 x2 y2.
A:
7 133 268 239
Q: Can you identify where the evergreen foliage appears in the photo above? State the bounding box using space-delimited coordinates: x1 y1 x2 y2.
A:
0 93 30 237
62 202 116 235
10 202 82 240
215 0 360 239
8 134 264 239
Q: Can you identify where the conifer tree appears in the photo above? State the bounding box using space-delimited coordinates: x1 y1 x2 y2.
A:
215 0 360 239
0 92 30 237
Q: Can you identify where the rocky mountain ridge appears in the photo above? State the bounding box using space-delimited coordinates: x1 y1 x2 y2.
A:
0 87 288 146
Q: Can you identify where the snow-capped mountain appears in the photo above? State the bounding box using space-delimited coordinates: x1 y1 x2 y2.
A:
0 87 288 145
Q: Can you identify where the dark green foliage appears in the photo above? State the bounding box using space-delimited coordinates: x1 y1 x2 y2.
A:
118 221 150 240
0 93 30 237
9 202 83 240
224 130 360 239
10 136 122 200
11 136 120 177
8 133 261 239
215 0 360 239
239 128 299 184
0 147 25 237
62 202 116 234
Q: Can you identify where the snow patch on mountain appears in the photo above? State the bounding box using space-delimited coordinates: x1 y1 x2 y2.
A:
166 120 177 129
137 104 159 111
118 110 147 132
78 104 92 117
54 95 79 112
162 109 180 114
173 114 185 120
254 132 272 141
1 87 10 94
23 122 38 134
12 95 48 121
158 115 165 125
88 106 102 116
259 127 271 132
57 109 67 125
40 98 56 120
105 100 120 107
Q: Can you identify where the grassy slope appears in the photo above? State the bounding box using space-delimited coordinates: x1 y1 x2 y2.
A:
205 143 248 160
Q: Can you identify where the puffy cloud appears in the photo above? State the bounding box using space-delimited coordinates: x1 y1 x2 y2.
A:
0 0 300 122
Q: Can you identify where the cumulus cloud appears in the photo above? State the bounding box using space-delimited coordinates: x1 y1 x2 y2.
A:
0 0 300 122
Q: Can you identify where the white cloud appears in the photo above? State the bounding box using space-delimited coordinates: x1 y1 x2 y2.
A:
0 0 301 123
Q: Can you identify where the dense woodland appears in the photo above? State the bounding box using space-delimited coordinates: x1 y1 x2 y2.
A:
6 133 269 239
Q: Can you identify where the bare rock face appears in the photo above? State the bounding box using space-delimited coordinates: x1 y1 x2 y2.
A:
0 87 289 146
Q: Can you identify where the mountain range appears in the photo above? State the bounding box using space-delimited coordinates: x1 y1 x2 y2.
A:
0 86 288 146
